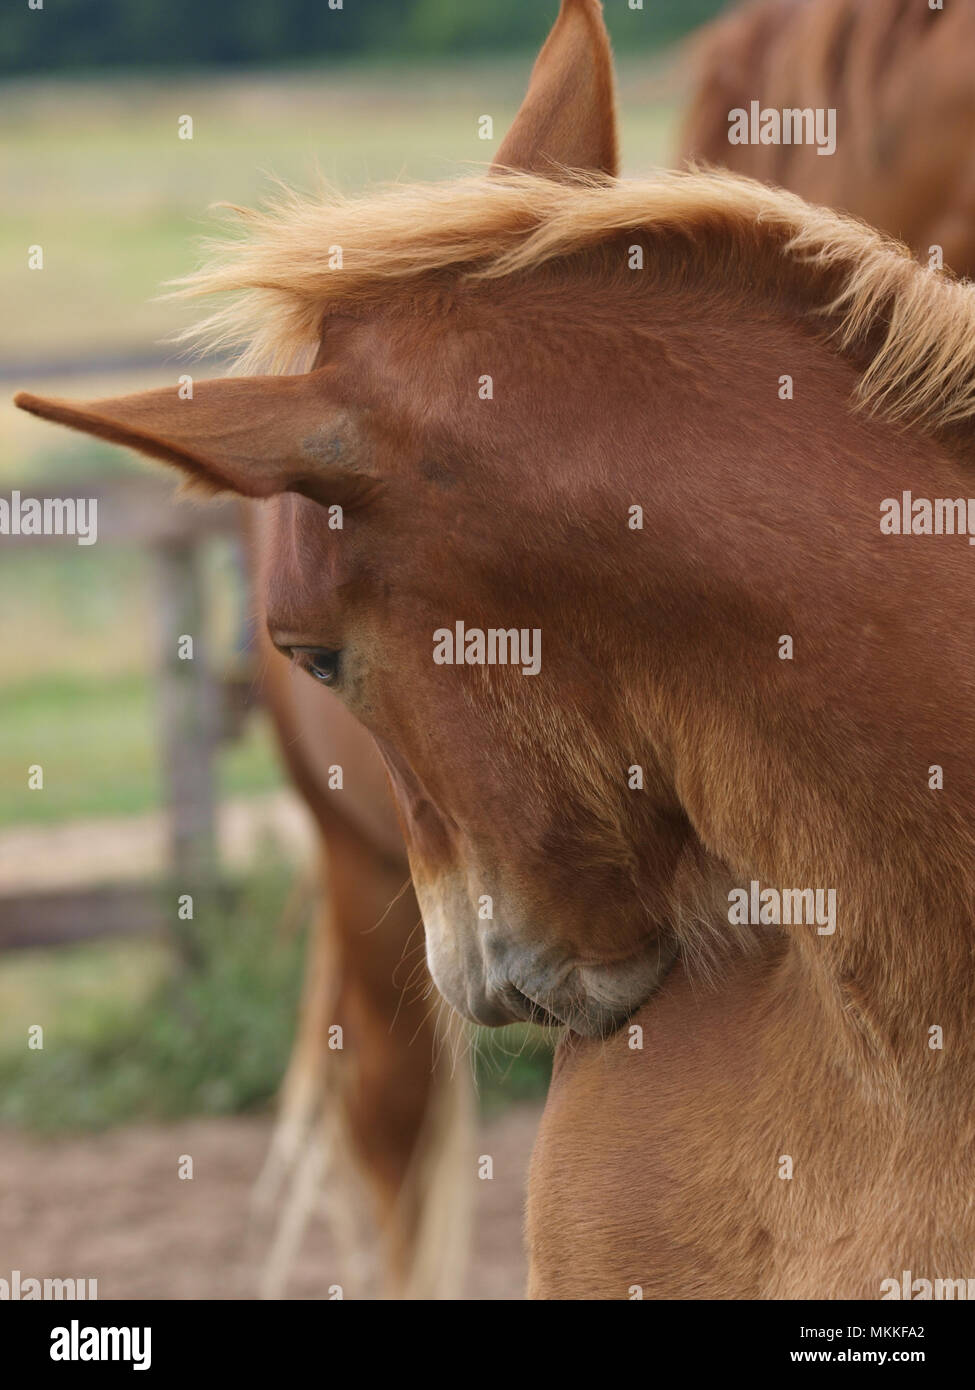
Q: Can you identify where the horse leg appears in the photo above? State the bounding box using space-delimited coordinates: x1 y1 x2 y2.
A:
257 819 471 1298
323 821 473 1297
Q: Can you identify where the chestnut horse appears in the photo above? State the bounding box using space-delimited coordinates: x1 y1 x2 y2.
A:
15 0 975 1297
261 0 975 1300
680 0 975 276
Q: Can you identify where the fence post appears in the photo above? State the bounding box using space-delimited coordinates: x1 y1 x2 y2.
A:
153 536 220 908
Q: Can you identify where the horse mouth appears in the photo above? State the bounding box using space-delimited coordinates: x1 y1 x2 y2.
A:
506 985 565 1029
503 940 679 1037
421 884 680 1036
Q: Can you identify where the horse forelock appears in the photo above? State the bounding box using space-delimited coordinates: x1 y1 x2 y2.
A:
172 167 975 442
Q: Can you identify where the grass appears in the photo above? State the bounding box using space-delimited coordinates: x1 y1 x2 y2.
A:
0 935 170 1055
1 65 538 363
0 670 282 825
474 1025 555 1115
0 531 282 825
0 862 307 1132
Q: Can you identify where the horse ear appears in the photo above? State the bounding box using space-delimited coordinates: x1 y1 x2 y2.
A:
492 0 619 181
14 370 369 504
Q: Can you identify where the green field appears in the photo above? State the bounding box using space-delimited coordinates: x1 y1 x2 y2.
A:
1 58 679 373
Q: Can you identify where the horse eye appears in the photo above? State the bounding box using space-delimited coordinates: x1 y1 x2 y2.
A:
294 647 341 687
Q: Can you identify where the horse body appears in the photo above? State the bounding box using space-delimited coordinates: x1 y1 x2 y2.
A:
530 944 975 1300
680 0 975 275
15 0 975 1299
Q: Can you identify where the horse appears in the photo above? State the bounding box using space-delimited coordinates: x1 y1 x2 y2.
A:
14 0 975 1297
679 0 975 276
260 0 975 1302
188 0 975 1300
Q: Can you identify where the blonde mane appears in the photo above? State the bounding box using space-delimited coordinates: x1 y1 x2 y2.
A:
175 167 975 433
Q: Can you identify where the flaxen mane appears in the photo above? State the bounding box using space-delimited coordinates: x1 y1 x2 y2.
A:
174 168 975 434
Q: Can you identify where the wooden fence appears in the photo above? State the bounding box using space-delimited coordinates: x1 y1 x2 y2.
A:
0 472 257 950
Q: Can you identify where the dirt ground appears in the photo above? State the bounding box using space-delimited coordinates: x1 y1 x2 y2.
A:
0 1102 542 1301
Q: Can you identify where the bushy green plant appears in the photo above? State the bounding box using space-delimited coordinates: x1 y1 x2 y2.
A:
0 862 305 1132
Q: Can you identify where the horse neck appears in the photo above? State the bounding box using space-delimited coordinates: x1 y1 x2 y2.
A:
591 295 975 1083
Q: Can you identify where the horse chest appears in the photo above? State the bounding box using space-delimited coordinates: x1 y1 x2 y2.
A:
526 958 776 1298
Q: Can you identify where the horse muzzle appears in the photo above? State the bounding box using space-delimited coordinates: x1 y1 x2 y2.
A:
426 913 679 1038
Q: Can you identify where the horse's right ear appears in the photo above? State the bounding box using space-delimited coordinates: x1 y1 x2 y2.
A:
14 369 375 506
492 0 619 181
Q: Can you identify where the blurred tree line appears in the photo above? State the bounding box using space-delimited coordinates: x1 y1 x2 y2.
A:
2 0 727 75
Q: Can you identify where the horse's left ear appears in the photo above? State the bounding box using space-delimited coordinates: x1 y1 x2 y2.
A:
492 0 619 181
14 370 371 505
